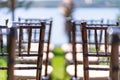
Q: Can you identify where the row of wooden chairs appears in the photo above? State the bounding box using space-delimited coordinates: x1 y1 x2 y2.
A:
65 20 120 80
0 18 54 80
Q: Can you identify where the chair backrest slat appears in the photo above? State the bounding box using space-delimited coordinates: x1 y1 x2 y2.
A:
71 21 77 77
27 28 32 55
18 27 22 55
94 29 99 55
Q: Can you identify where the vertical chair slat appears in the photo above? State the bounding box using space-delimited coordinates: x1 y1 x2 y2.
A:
27 28 32 55
19 27 22 55
34 29 37 42
98 20 103 50
99 29 103 50
105 29 108 55
44 20 52 76
95 29 99 55
72 21 77 78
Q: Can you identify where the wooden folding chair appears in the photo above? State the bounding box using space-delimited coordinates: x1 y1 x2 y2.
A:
107 27 120 80
80 21 111 80
66 20 118 80
64 19 98 64
17 18 54 79
65 20 103 65
0 21 46 80
15 22 47 80
66 20 104 80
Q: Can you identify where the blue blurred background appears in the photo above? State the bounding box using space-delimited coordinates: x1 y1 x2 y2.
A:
0 0 120 45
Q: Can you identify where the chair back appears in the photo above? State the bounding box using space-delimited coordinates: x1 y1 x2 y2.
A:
80 21 118 80
70 20 118 78
0 21 46 80
18 18 53 78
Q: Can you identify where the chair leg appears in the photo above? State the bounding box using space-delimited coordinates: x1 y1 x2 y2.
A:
71 77 80 80
107 77 112 80
42 76 49 80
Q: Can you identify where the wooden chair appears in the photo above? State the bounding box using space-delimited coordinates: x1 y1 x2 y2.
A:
64 19 119 64
0 21 46 80
64 20 106 64
66 20 118 80
107 27 120 80
80 21 110 80
17 18 54 79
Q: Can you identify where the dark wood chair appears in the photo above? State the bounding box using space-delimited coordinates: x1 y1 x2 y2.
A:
80 21 110 80
65 20 105 65
17 18 54 79
66 20 118 80
107 27 120 80
64 19 119 64
0 21 46 80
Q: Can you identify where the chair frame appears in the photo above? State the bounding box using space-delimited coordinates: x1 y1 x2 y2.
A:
18 18 53 79
66 20 119 79
81 21 112 80
0 21 46 80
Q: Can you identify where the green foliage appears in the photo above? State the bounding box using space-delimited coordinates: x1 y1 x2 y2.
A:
51 46 70 80
0 57 7 80
53 46 65 56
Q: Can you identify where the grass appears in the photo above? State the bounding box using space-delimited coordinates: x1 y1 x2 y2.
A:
0 46 70 80
51 46 70 80
0 57 7 80
0 48 7 80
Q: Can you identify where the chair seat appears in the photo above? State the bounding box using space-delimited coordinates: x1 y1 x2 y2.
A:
61 43 72 52
61 43 82 53
43 43 55 52
14 64 53 79
16 52 54 63
24 43 54 52
65 52 99 64
66 65 109 80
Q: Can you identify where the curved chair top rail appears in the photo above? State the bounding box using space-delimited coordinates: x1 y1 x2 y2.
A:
71 19 119 26
18 17 53 25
